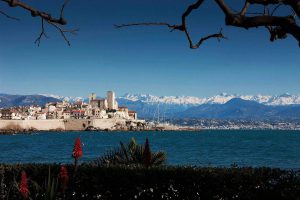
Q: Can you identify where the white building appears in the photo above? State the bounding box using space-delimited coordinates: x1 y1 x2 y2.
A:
11 112 22 120
62 111 71 119
48 105 57 113
87 91 135 120
37 113 47 120
28 106 42 116
92 108 108 119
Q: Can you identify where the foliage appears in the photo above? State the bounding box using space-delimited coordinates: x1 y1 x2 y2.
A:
1 164 300 200
143 138 151 167
93 138 166 167
44 167 58 200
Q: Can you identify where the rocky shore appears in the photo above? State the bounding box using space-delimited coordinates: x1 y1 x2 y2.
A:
0 122 198 135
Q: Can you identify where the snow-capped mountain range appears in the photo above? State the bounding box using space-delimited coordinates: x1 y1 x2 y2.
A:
2 93 300 120
38 94 85 103
118 93 300 106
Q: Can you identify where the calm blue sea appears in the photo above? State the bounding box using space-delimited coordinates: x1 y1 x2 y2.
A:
1 130 300 169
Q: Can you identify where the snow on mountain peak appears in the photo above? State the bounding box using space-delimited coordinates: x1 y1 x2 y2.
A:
119 94 206 105
40 93 300 106
119 93 300 106
39 94 85 102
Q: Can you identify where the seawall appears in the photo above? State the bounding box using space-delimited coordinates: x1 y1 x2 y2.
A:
0 119 125 131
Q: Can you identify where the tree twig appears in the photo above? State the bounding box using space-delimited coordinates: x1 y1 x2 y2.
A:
1 0 77 46
34 18 48 46
115 0 227 49
0 9 19 20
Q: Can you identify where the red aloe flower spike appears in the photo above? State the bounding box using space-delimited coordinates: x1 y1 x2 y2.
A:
19 171 29 199
143 138 152 167
59 166 69 192
72 137 83 167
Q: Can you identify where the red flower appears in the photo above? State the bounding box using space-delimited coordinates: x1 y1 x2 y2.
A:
143 138 151 167
19 171 29 199
59 166 69 192
72 137 83 166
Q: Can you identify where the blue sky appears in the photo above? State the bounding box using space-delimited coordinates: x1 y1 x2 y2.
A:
0 0 299 98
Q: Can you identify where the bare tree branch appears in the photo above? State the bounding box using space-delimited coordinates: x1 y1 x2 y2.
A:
246 0 300 18
271 3 283 16
1 0 67 25
116 0 227 49
194 28 228 49
180 0 226 49
49 22 79 46
240 1 251 16
116 0 300 48
35 18 48 46
0 9 19 20
114 22 180 31
215 0 300 45
60 0 70 24
1 0 77 46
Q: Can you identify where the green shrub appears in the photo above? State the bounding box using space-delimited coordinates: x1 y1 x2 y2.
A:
1 164 300 200
93 138 166 167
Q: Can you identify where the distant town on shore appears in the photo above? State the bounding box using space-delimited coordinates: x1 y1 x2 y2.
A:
1 91 300 132
0 91 137 121
0 91 155 133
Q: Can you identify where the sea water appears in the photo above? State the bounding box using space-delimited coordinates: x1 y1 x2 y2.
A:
1 130 300 169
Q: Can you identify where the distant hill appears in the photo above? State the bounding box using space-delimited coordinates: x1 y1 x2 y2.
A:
117 98 190 119
178 98 300 120
0 94 61 108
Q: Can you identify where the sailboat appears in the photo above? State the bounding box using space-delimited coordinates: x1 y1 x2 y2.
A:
151 103 172 131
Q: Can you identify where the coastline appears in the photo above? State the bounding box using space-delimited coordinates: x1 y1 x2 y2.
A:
1 119 300 135
0 127 201 135
1 127 300 135
0 119 203 134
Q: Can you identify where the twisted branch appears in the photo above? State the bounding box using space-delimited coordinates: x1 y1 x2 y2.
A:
116 0 227 49
216 0 300 45
1 0 68 25
1 0 77 46
116 0 300 48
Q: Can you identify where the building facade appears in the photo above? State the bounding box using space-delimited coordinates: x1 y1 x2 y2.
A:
107 91 118 110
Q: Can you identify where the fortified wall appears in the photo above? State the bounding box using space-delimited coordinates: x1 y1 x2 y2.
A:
0 119 126 131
